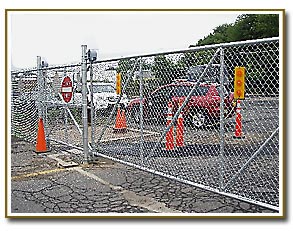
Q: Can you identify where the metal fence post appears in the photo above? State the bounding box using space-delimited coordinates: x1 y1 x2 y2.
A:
219 47 225 191
89 62 96 153
36 56 43 119
139 60 144 164
81 45 89 163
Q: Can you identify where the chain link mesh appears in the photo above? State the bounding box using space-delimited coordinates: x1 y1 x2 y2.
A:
11 71 38 142
11 65 83 149
44 66 83 149
222 40 279 206
10 38 280 210
91 38 280 209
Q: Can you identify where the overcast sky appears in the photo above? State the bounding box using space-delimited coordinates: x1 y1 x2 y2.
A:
10 11 240 68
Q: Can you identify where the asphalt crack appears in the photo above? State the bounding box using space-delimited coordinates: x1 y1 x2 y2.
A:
73 167 181 213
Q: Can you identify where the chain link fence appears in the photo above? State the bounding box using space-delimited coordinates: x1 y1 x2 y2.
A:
10 37 280 211
11 64 83 150
11 70 38 142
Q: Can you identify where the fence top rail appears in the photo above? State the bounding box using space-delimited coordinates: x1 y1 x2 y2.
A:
94 36 279 64
11 63 81 75
11 36 279 74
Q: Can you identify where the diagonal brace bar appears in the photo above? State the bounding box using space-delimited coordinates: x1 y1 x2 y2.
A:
223 127 279 191
96 58 141 145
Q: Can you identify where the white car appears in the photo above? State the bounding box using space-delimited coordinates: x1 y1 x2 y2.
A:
74 82 128 110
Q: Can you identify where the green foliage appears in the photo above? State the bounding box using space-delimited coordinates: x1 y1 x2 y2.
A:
151 55 173 84
197 23 233 45
178 50 215 70
197 14 279 46
117 58 137 75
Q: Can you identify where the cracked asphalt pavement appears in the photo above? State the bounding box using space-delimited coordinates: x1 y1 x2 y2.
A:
9 136 276 216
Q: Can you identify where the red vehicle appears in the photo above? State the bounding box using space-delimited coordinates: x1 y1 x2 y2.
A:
127 81 235 128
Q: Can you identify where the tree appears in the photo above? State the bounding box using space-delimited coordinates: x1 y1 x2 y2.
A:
197 23 234 46
197 14 279 46
151 55 175 85
193 14 279 96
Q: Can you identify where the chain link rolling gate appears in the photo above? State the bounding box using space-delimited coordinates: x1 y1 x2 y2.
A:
10 37 281 211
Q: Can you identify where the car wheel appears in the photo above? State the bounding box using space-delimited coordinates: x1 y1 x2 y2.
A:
189 109 206 128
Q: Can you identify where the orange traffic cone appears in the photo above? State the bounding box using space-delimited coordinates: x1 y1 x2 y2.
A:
233 99 245 139
166 101 174 151
113 106 127 133
120 109 127 130
35 118 50 153
176 99 184 147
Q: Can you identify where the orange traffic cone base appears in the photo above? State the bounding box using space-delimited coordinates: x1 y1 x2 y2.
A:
113 127 127 133
34 148 51 154
233 134 245 139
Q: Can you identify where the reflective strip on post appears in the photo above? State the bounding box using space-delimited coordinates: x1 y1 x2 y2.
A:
166 101 174 151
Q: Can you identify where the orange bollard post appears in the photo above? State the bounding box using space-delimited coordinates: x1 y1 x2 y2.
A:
120 109 127 130
233 99 244 139
176 99 184 147
35 118 50 153
166 101 174 151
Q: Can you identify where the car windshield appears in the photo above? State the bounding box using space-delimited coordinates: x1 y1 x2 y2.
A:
92 85 114 93
173 85 209 97
186 65 229 84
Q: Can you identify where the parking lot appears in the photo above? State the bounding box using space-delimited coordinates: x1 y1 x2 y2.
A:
10 136 277 215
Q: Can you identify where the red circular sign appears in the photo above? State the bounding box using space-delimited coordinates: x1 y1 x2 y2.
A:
61 76 73 103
